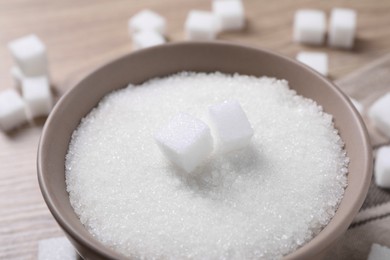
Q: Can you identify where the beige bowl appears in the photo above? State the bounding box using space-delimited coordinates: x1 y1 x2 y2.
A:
38 42 372 259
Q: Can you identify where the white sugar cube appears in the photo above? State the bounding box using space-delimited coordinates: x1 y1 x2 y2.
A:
155 113 213 173
212 0 245 31
133 31 166 50
293 9 326 45
38 237 78 260
22 76 52 118
208 100 254 153
296 51 328 76
328 8 357 49
10 66 25 90
128 9 166 35
350 98 363 114
368 93 390 138
0 89 27 132
185 10 220 40
8 34 48 77
368 243 390 260
374 146 390 188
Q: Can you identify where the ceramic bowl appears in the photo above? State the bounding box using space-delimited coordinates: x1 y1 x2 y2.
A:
38 42 372 259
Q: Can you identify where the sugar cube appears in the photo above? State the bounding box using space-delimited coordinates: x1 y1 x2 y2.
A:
212 0 245 31
22 76 52 118
293 9 326 45
350 98 363 114
208 100 254 153
128 9 166 36
185 10 220 40
368 243 390 260
155 113 213 173
38 237 78 260
8 34 48 77
368 92 390 138
0 89 27 132
374 146 390 188
328 8 357 49
296 51 328 76
133 31 166 50
10 66 25 90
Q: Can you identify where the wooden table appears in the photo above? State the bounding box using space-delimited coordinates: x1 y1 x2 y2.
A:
1 0 390 258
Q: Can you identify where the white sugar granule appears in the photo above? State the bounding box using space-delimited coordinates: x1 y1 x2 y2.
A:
65 72 348 259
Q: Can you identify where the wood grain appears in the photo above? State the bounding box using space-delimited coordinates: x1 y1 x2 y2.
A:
1 0 390 259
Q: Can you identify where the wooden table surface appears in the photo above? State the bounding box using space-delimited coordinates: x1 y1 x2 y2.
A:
1 0 390 259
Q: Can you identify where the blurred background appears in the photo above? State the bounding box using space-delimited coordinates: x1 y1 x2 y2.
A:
0 0 390 259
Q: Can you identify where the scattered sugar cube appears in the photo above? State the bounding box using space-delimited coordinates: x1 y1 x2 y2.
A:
212 0 245 31
22 76 52 118
208 100 254 153
128 9 166 36
374 146 390 188
8 34 48 77
350 98 363 114
0 89 27 132
10 66 25 90
185 10 220 40
38 237 78 260
155 113 213 173
296 51 328 76
293 9 326 45
328 8 357 49
133 31 166 50
368 93 390 139
368 243 390 260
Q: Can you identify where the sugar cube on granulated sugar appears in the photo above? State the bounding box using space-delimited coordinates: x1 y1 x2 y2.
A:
208 100 254 153
368 92 390 139
212 0 245 31
374 146 390 188
8 34 48 77
350 98 363 114
10 66 25 90
368 243 390 260
128 9 166 36
185 10 220 40
132 30 165 50
293 9 326 45
296 51 328 76
155 113 213 173
328 8 357 49
22 76 52 118
38 237 78 260
0 89 27 132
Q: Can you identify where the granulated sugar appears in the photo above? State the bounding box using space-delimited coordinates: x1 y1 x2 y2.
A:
65 72 348 259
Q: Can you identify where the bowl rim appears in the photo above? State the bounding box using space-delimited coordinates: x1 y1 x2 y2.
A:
37 41 372 259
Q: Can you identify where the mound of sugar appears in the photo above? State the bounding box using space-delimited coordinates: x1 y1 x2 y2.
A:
66 72 348 259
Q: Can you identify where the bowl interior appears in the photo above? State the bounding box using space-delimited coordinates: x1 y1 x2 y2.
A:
38 42 372 260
